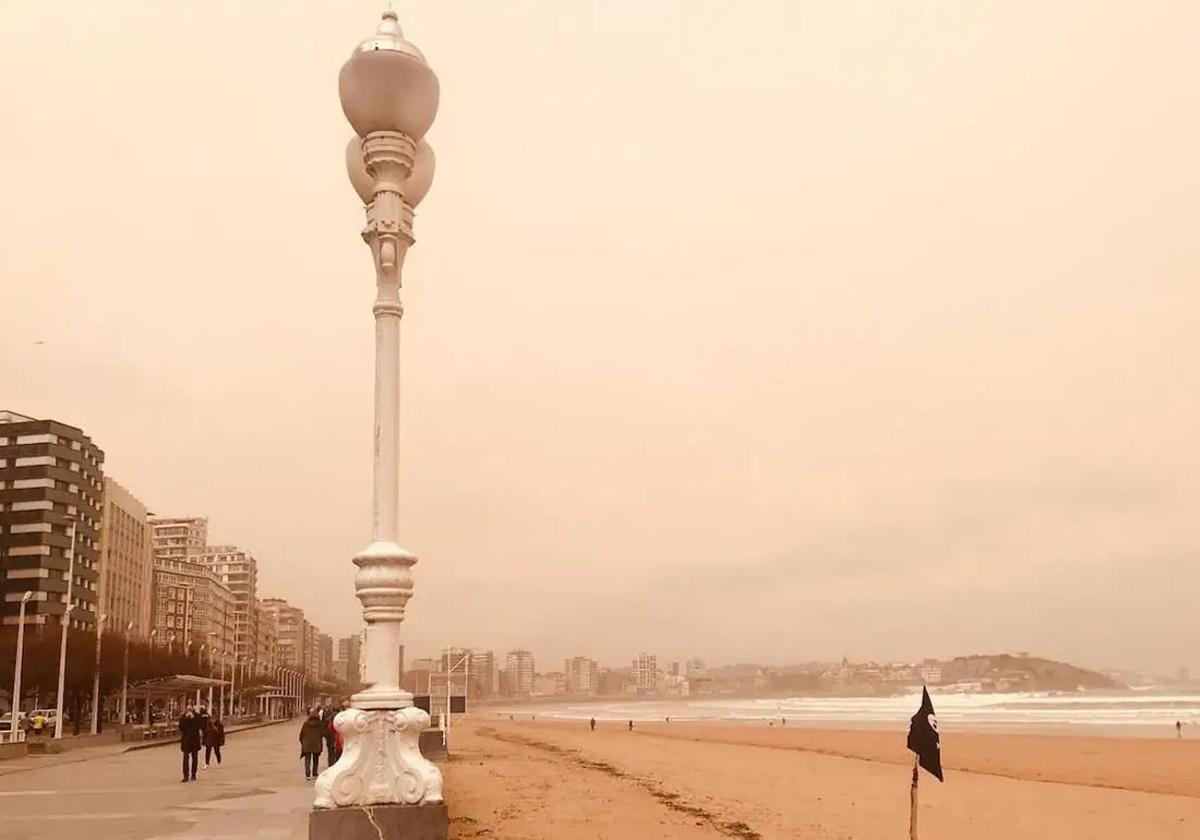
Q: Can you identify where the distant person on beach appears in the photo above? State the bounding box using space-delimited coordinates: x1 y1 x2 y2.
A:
590 718 596 731
628 720 634 731
1177 720 1183 738
782 718 787 726
204 716 225 769
179 706 202 783
300 709 325 781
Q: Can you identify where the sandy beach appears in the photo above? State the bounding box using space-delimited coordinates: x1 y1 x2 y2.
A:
444 718 1200 839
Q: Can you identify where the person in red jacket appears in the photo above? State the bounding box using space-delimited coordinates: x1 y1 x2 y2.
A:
204 716 226 768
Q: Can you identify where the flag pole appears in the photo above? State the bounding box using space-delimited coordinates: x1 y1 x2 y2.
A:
909 753 919 840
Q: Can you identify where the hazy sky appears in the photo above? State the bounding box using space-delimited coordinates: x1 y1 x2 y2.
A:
2 1 1197 676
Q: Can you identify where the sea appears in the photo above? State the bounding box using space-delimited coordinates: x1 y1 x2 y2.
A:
490 689 1200 738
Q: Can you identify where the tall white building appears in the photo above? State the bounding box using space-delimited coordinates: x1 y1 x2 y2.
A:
633 652 658 693
98 478 154 639
564 656 600 695
470 650 499 698
149 516 208 562
505 649 535 698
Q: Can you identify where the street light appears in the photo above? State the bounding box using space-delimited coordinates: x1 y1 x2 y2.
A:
229 654 238 717
197 644 207 707
120 620 134 725
220 650 229 718
207 632 216 711
313 6 443 813
10 592 34 737
90 613 107 735
54 516 78 739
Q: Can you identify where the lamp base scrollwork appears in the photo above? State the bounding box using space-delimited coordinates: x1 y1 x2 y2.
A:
313 707 443 809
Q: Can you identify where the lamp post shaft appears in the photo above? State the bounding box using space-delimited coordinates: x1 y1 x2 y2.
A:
351 132 418 712
120 634 130 725
90 617 104 735
54 519 77 739
11 597 29 733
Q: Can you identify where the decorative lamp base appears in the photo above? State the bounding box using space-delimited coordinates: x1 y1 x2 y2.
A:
314 708 443 810
309 801 448 840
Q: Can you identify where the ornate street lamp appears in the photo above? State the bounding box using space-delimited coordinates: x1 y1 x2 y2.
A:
312 5 443 828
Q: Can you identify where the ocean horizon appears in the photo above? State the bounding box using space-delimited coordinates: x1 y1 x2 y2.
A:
489 688 1200 737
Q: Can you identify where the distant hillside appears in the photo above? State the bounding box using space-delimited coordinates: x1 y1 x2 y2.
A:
941 654 1122 691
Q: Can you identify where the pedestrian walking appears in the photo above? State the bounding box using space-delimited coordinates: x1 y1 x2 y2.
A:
332 699 350 764
628 720 634 732
1177 720 1183 739
195 706 210 769
300 709 325 781
179 706 202 783
589 717 596 731
204 716 226 768
320 699 338 769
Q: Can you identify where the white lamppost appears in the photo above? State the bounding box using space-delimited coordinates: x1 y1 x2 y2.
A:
10 592 34 735
53 516 78 739
230 655 239 717
90 613 107 735
220 651 229 718
207 632 216 711
120 620 133 725
313 7 443 815
196 644 206 707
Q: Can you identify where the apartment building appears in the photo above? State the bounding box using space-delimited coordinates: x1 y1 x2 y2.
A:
151 557 235 662
194 545 259 668
0 411 105 630
97 477 154 638
149 516 207 562
565 656 601 695
505 649 535 698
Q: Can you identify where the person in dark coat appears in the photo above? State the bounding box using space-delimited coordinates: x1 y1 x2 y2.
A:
179 707 202 782
204 716 226 768
320 699 338 769
300 709 325 780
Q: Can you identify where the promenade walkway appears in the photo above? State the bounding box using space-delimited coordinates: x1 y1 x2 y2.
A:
0 721 312 839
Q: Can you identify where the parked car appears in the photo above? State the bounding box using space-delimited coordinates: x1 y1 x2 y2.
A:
0 712 26 732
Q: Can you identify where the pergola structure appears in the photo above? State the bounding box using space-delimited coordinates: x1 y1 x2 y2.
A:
128 674 228 724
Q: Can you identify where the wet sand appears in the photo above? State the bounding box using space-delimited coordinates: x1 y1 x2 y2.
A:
444 718 1200 839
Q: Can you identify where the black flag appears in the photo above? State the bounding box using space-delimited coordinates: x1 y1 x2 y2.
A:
907 686 943 782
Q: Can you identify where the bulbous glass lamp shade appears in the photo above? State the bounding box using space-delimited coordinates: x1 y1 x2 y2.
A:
339 11 439 140
345 136 374 204
405 141 436 208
